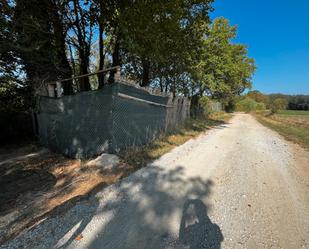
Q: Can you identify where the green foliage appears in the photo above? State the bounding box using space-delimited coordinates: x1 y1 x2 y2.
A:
256 102 266 111
1 1 255 115
277 110 309 116
0 1 23 87
233 90 267 113
0 0 261 144
0 81 32 113
270 98 288 114
247 90 269 106
198 96 212 116
119 0 213 90
192 18 256 104
235 98 265 113
14 0 58 83
224 98 237 113
268 94 309 110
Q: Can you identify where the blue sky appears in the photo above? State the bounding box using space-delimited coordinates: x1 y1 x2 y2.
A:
210 0 309 94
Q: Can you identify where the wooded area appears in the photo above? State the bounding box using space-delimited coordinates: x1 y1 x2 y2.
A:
268 94 309 110
0 0 256 143
0 0 255 104
236 90 309 113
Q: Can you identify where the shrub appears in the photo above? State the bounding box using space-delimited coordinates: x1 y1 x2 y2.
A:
270 98 288 114
235 98 258 113
198 96 212 117
256 102 266 111
225 98 237 113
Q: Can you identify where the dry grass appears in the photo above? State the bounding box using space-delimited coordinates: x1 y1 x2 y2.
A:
254 111 309 149
0 151 129 244
120 112 232 169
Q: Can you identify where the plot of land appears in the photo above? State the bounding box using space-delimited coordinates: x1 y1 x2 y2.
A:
254 110 309 148
0 147 131 244
1 113 308 249
274 110 309 127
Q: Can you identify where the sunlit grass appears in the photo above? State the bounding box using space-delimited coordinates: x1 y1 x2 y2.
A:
120 112 232 169
254 111 309 149
277 110 309 116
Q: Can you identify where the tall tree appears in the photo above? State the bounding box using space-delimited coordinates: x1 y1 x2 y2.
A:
247 90 269 105
0 0 17 83
193 18 255 104
47 0 73 94
2 0 256 105
66 0 95 91
118 0 214 89
9 0 73 94
13 0 57 94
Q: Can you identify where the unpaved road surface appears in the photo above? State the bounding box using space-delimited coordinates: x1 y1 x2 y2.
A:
1 113 309 249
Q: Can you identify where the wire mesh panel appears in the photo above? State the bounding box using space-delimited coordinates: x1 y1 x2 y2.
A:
209 101 223 112
110 87 168 151
37 87 114 158
36 81 190 158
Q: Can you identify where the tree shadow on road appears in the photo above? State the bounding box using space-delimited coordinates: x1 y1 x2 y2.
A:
2 164 224 249
86 165 223 249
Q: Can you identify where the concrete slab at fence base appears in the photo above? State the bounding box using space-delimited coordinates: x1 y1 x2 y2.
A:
36 82 190 159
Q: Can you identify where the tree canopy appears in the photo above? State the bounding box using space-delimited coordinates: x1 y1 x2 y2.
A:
0 0 255 110
192 18 255 101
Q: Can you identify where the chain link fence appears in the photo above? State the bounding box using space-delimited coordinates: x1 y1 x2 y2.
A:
35 77 190 158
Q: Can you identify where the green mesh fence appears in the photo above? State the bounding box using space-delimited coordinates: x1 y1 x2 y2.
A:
36 82 190 159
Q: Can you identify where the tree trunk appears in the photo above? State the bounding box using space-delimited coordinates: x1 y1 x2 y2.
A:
159 77 163 92
140 58 150 87
78 51 90 91
108 37 120 84
172 76 176 97
69 45 76 77
165 78 169 92
72 0 90 91
49 0 73 95
98 23 105 89
190 94 200 118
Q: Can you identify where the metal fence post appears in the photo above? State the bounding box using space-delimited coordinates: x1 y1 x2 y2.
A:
56 81 63 98
115 66 121 81
47 83 56 98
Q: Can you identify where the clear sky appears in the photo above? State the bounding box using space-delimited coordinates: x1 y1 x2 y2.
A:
210 0 309 95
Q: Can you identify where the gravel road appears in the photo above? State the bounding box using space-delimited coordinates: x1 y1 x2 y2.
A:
1 113 308 249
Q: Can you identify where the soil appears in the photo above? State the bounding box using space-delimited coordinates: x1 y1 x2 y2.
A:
0 145 135 244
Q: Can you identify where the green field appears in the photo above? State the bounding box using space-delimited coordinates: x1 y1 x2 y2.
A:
254 110 309 149
277 110 309 116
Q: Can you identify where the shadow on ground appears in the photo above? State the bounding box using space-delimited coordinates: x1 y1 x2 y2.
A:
3 163 223 249
0 149 110 245
0 169 56 214
0 116 230 247
179 199 223 249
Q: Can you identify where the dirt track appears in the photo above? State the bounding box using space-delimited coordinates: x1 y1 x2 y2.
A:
2 113 309 249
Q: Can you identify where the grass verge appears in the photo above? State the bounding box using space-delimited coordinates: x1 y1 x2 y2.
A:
254 111 309 149
277 110 309 116
120 112 232 169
